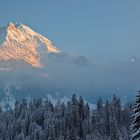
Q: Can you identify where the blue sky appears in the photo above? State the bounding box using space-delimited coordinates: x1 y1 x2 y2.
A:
0 0 140 61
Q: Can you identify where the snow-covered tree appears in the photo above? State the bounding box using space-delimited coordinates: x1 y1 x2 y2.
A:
0 94 132 140
131 91 140 140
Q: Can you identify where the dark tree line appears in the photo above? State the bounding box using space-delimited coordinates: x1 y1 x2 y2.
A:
0 94 132 140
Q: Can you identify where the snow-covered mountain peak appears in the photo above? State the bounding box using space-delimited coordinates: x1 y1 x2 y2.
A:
0 22 60 67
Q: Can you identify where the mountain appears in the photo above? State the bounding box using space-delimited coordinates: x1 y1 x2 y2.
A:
0 22 91 69
0 22 59 67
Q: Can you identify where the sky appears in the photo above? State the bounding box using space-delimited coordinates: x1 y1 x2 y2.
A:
0 0 140 62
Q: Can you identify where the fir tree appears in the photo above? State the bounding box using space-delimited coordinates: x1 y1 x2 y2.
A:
0 94 132 140
131 91 140 140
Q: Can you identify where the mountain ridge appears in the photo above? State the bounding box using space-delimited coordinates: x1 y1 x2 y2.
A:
0 22 60 67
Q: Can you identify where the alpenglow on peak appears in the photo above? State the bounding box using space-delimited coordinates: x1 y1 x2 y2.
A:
0 22 60 67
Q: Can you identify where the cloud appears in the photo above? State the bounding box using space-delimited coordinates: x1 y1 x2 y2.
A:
0 68 12 71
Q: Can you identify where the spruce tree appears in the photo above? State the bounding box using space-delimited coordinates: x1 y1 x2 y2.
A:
131 91 140 140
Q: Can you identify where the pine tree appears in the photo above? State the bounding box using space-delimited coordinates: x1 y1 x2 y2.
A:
78 96 85 120
0 94 132 139
104 100 110 137
96 97 106 136
71 94 79 127
113 95 122 125
131 91 140 140
109 106 118 140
